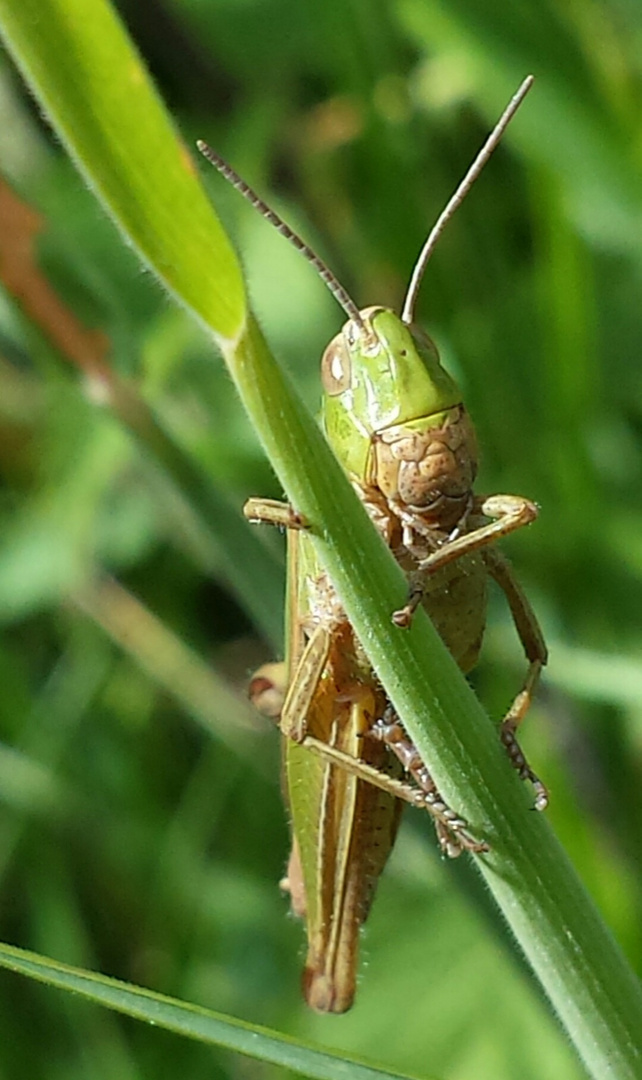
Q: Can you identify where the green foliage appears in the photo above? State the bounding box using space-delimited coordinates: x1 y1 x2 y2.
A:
0 1 641 1079
0 941 434 1080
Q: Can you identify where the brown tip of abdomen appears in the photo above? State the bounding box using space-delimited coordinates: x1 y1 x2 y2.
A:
302 966 355 1014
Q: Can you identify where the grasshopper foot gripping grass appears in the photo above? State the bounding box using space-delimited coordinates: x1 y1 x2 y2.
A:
200 76 548 1012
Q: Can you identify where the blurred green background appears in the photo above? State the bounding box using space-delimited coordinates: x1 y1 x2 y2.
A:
1 1 642 1077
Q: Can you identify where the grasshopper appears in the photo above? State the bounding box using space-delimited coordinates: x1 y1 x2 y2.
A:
198 76 548 1013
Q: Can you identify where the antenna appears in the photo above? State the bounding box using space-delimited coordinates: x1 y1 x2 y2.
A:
196 141 365 331
401 75 534 326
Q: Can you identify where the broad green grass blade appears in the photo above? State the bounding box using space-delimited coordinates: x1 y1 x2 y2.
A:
0 942 431 1080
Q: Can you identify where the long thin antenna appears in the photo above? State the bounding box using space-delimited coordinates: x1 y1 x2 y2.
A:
401 75 534 325
196 141 364 330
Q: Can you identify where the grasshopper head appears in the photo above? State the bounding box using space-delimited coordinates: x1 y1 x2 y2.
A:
321 307 463 486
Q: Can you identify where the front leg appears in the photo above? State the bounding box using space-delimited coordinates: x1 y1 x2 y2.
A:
392 494 539 626
244 496 308 530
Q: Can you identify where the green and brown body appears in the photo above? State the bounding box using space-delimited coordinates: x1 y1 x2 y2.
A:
246 309 540 1014
248 306 546 1013
263 307 547 1012
203 81 544 1014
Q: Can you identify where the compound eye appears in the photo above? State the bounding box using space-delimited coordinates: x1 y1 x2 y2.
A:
321 337 351 395
409 324 440 368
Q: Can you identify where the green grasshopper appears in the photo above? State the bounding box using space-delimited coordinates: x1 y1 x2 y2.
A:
199 76 548 1013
